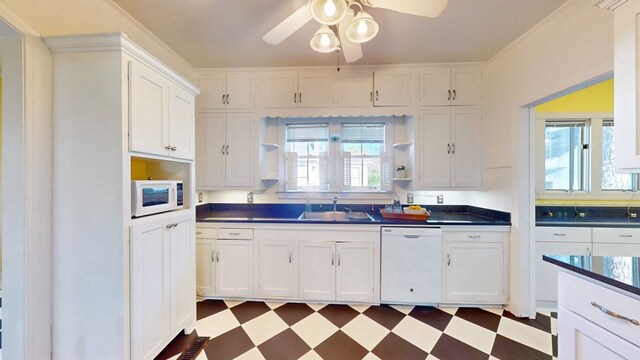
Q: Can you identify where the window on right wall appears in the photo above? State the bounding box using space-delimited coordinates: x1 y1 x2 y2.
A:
601 120 637 191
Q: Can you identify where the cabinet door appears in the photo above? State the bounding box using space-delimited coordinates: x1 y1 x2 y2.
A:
336 242 374 302
418 109 451 188
168 84 196 160
225 113 255 187
259 240 296 298
195 113 226 188
445 242 504 303
451 68 482 106
198 74 226 111
170 214 195 334
420 68 451 106
263 72 298 108
130 220 171 360
559 308 640 360
227 73 255 109
374 70 411 106
129 61 170 157
298 71 337 108
614 2 640 172
535 242 591 304
196 239 215 296
450 108 481 188
299 241 336 301
338 70 373 107
216 239 254 297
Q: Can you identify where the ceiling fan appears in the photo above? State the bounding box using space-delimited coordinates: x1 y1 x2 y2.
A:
263 0 449 63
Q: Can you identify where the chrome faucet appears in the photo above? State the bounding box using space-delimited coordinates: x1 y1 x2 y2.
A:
332 197 338 212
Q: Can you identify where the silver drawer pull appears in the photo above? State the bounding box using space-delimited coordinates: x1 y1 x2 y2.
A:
552 233 566 236
591 301 640 325
619 234 633 238
468 235 481 239
229 232 241 236
196 231 203 235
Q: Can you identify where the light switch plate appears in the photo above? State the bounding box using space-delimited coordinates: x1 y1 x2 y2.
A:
198 192 203 203
437 195 444 204
407 193 414 204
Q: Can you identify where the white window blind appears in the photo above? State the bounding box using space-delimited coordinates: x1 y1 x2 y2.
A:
285 123 329 191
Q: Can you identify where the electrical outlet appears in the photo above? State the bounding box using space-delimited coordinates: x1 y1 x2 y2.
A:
247 192 254 204
437 195 444 204
198 192 203 203
407 193 414 204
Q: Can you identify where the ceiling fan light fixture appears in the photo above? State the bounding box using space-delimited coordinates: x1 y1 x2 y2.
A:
310 0 348 25
346 10 379 43
310 25 340 53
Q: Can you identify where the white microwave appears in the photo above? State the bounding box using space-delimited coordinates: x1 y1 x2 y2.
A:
131 180 183 217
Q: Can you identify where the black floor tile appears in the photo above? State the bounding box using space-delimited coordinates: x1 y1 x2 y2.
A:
258 328 311 360
229 301 271 324
503 311 551 333
273 303 315 326
491 334 552 360
197 300 229 320
431 333 489 360
314 330 369 360
372 332 429 360
204 327 254 360
408 306 453 331
318 304 360 328
362 305 406 330
455 307 502 332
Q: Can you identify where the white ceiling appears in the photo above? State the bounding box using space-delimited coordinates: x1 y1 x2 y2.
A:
110 0 568 68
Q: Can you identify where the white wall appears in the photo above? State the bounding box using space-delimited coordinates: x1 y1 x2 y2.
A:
469 0 614 316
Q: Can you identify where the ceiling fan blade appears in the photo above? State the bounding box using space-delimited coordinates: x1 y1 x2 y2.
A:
263 2 313 45
362 0 449 18
338 11 363 63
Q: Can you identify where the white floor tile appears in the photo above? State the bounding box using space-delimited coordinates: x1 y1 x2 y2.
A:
291 312 339 348
438 306 459 316
242 311 289 346
391 316 442 353
265 301 286 310
235 347 266 360
307 303 327 312
223 299 245 308
363 352 382 359
426 354 441 360
349 304 370 313
444 317 497 353
195 309 240 339
389 304 414 314
341 314 390 351
550 316 558 336
498 317 553 355
195 351 208 360
298 349 323 360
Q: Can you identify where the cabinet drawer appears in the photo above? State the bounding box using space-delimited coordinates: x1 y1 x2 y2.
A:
218 228 253 240
445 231 504 243
593 227 640 244
536 227 591 243
559 271 640 345
196 227 217 239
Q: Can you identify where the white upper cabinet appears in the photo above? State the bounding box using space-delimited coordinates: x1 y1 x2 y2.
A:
418 107 482 189
262 70 336 108
198 73 255 111
373 70 412 107
130 60 196 160
420 67 482 106
338 69 374 107
614 2 640 172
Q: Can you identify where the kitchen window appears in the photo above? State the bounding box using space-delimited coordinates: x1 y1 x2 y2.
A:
284 119 393 193
601 120 637 191
544 120 588 192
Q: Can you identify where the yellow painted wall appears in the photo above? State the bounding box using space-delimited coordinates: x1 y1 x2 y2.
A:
535 79 613 113
1 75 3 274
131 158 149 180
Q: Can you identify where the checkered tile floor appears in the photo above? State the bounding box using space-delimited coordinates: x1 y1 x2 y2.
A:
157 300 558 360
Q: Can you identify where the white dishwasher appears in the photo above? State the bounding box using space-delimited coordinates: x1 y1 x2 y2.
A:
381 227 442 304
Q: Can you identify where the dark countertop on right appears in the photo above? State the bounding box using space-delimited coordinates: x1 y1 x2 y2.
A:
536 205 640 227
543 254 640 297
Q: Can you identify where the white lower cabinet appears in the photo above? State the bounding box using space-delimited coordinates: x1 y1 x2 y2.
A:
443 228 508 304
535 241 591 304
259 240 297 298
299 241 375 302
131 212 195 360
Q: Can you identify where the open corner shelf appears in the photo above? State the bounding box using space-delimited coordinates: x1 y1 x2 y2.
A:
393 142 413 148
261 143 279 149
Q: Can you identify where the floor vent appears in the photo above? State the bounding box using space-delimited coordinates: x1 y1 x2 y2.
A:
177 336 209 360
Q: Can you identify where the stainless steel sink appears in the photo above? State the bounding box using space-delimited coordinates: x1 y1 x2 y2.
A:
298 211 374 221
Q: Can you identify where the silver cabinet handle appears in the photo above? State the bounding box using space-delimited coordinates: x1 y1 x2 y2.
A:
196 231 203 235
552 233 566 236
211 251 215 262
331 253 334 266
448 90 451 101
171 146 177 152
294 93 297 103
221 145 225 155
587 247 592 256
468 235 481 239
591 301 640 325
299 92 302 103
338 254 341 266
165 223 177 229
165 145 172 151
375 90 379 101
226 94 230 104
451 143 455 154
216 251 220 263
289 251 292 264
453 89 457 101
222 94 225 104
447 254 451 266
619 234 633 238
370 91 373 102
229 232 240 236
225 145 230 155
447 144 451 154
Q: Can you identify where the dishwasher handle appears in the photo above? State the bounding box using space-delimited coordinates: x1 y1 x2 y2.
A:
403 235 422 239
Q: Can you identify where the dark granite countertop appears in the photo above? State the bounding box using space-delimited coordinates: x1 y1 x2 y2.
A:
196 203 510 226
543 255 640 297
536 206 640 228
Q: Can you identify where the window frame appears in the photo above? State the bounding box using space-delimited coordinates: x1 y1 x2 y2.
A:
535 112 640 199
279 117 395 195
